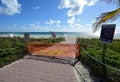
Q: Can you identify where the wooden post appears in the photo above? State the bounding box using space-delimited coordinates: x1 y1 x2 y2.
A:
53 37 56 42
102 43 107 77
24 33 30 54
51 32 56 43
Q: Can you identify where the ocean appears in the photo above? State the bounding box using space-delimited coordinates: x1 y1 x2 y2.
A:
0 32 94 38
0 32 119 39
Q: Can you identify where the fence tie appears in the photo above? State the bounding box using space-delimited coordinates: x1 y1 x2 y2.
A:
81 46 120 73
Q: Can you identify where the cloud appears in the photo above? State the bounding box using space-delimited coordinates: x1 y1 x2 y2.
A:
18 23 120 39
32 6 39 10
0 22 110 38
67 16 76 25
88 0 98 6
29 23 41 29
45 19 56 25
58 0 88 17
45 19 61 25
0 0 21 15
67 17 84 28
21 21 84 32
56 20 61 24
58 0 98 17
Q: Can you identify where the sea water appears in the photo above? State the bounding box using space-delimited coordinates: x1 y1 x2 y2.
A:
0 32 92 38
0 32 119 38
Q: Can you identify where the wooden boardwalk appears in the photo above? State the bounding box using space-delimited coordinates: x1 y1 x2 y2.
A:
0 57 79 82
0 37 80 82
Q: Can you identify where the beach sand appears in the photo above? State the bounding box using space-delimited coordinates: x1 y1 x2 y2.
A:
61 36 77 44
61 36 94 82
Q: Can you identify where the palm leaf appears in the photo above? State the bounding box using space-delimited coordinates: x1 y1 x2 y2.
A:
100 0 120 6
93 8 120 32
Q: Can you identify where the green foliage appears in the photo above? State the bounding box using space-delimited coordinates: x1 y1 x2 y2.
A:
0 37 65 68
0 37 26 67
77 38 120 82
30 37 65 43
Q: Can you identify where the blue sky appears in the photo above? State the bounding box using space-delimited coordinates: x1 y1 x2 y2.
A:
0 0 120 36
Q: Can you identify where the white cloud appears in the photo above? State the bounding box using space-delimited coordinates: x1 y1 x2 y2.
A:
58 0 72 9
58 0 98 17
29 23 40 28
76 18 80 22
45 19 56 25
32 6 39 10
29 23 42 31
45 19 61 25
63 24 93 35
88 0 98 6
58 0 88 17
67 16 76 25
20 22 120 39
0 0 21 15
56 20 61 24
0 22 101 38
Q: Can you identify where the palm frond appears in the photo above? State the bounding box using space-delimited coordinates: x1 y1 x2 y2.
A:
93 8 120 33
100 0 120 6
101 0 113 3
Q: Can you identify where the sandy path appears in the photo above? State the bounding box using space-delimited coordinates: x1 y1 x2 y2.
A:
61 36 77 44
61 36 94 82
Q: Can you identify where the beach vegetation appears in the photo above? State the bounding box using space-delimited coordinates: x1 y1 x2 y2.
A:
93 0 120 32
77 38 120 82
0 37 65 68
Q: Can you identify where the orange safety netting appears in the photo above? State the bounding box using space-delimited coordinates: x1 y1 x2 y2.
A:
27 42 80 59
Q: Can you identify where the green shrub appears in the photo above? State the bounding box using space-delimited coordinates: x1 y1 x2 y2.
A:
77 38 120 82
0 37 65 68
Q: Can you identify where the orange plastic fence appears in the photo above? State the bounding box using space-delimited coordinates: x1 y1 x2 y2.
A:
27 42 80 59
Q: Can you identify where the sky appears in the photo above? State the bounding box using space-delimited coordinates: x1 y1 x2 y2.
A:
0 0 120 36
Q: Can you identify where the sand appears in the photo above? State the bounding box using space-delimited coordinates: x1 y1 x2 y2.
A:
61 36 94 82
